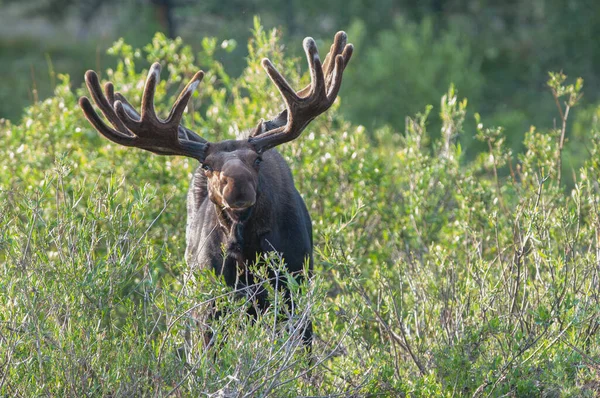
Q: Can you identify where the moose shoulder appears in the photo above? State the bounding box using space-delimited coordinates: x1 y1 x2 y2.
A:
79 32 353 349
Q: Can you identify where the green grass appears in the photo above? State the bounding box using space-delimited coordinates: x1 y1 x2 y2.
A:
1 22 600 396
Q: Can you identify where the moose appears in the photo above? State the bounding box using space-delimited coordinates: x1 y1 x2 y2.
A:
79 32 353 350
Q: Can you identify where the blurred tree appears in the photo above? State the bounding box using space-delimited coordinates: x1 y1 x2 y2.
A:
151 0 175 38
2 0 186 38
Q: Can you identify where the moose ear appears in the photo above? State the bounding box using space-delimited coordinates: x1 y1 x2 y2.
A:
250 110 288 138
250 118 266 137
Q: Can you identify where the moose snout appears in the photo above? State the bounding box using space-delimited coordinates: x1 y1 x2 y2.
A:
221 177 256 209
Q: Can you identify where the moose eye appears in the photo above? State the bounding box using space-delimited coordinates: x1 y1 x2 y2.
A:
201 163 212 172
254 157 263 167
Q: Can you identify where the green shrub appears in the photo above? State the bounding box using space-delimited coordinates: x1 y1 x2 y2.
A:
1 20 599 396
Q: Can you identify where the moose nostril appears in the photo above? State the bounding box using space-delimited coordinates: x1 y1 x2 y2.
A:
229 197 255 209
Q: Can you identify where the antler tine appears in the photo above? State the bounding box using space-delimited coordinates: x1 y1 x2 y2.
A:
104 81 116 105
261 58 301 110
113 91 142 121
113 100 143 132
304 38 326 99
324 31 347 76
104 81 144 131
249 32 353 152
165 70 205 126
141 62 161 120
327 53 348 100
79 96 136 147
84 70 131 135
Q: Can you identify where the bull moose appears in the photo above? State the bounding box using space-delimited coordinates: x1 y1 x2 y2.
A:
79 32 353 350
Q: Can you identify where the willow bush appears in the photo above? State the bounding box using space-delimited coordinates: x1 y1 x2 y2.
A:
1 20 599 396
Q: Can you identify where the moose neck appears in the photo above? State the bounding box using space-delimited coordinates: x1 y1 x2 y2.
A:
216 205 253 254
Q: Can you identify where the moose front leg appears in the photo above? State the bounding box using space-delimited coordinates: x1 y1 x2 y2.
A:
258 231 313 351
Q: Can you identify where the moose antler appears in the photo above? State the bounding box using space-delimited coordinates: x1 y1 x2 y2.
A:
249 31 353 152
79 63 209 160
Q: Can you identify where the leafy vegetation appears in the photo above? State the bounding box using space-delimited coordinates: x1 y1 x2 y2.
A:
2 22 600 396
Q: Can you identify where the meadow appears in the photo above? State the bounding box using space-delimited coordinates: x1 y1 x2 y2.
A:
1 22 600 396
